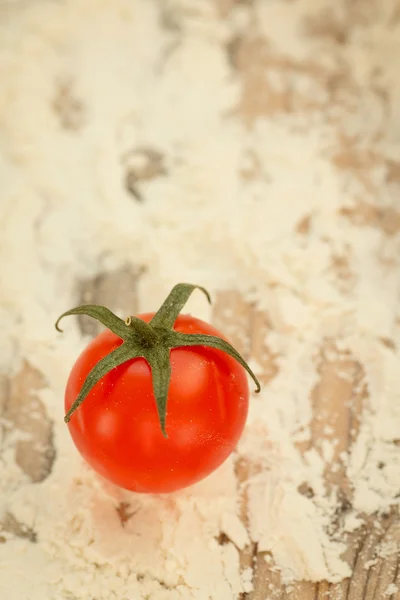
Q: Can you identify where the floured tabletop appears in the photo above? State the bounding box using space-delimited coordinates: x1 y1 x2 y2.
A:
0 1 400 599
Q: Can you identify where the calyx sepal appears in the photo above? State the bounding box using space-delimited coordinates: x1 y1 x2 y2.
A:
56 283 260 436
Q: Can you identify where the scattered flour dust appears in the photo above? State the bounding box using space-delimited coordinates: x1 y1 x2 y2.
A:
0 0 400 599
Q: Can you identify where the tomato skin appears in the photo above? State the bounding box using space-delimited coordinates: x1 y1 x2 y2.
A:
65 314 249 493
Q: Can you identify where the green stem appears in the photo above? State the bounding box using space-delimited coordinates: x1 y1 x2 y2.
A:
150 283 211 329
56 283 260 436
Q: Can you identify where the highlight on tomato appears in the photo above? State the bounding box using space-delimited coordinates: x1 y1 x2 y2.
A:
56 283 260 493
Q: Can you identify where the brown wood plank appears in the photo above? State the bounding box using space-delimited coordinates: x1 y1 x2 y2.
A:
0 361 55 544
212 290 400 600
0 360 55 484
76 264 145 337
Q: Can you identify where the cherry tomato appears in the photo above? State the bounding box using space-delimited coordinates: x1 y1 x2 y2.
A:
65 314 249 493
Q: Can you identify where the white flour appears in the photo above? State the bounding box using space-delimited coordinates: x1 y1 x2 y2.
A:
0 0 400 598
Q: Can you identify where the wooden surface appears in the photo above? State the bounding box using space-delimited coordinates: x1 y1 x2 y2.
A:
1 0 399 597
213 293 400 600
1 268 399 598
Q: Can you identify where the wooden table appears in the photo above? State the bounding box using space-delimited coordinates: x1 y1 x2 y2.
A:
1 1 400 597
1 266 399 599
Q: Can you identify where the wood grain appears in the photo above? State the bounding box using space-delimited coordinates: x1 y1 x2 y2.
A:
76 264 145 337
3 271 398 597
213 291 282 600
0 361 55 544
0 360 55 483
212 291 399 600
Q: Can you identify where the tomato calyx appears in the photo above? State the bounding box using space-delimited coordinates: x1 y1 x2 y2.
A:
56 283 261 436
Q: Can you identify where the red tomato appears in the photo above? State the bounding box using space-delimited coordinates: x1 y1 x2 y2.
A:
65 314 249 493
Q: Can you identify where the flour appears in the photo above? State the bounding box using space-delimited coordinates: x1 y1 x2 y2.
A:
0 0 400 598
